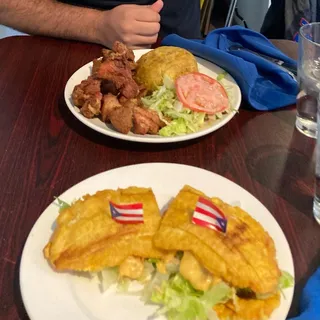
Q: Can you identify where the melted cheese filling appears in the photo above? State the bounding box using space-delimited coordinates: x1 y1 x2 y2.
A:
179 251 214 291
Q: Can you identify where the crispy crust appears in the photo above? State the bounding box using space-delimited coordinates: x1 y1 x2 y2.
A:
214 292 281 320
44 187 167 271
135 46 198 92
153 185 281 295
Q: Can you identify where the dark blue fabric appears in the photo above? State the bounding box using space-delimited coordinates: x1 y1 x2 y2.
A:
288 268 320 320
162 26 299 111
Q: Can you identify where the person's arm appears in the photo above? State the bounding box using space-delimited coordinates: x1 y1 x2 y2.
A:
0 0 103 44
0 0 163 48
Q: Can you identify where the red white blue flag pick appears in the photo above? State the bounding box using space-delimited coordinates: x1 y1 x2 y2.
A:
192 197 228 233
109 202 144 224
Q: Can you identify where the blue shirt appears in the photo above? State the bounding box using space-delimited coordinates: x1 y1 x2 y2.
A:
60 0 201 39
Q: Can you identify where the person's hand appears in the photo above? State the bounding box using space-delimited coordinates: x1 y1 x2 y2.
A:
97 0 163 49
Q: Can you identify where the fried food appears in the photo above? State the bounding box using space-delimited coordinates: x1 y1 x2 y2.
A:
81 94 102 118
135 46 198 92
101 93 121 122
43 187 167 272
44 184 290 319
109 106 133 134
132 106 164 135
100 79 118 96
95 42 139 99
72 76 101 107
71 42 165 135
214 292 281 320
153 185 281 296
152 185 282 319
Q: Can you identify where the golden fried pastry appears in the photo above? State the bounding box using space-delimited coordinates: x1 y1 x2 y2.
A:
153 185 281 295
214 292 281 320
44 187 167 272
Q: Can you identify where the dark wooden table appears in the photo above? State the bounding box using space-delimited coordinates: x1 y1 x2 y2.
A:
0 36 319 320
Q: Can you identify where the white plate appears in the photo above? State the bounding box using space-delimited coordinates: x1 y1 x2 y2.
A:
64 49 241 143
20 163 294 320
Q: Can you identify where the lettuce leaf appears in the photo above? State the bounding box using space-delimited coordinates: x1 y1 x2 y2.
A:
54 197 70 212
216 71 228 82
141 85 207 137
141 72 235 137
147 273 232 320
98 267 119 292
117 277 130 293
279 271 294 290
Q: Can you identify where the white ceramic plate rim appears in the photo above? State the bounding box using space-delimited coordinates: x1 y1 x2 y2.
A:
64 49 242 143
20 163 294 320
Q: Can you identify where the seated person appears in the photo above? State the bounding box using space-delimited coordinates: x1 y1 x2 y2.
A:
0 0 201 48
261 0 320 41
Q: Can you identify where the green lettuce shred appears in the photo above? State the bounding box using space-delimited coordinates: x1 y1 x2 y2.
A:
149 273 232 320
54 197 70 212
279 271 294 290
146 258 160 269
141 73 233 137
141 84 207 137
217 71 228 82
117 277 130 292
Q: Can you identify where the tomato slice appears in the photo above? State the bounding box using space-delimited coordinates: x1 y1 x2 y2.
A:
175 72 229 114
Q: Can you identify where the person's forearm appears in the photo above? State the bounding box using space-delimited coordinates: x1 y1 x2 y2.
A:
0 0 103 44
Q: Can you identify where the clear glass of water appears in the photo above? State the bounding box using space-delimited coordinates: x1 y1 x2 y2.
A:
314 92 320 224
296 23 320 139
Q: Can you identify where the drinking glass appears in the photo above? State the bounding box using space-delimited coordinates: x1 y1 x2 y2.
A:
296 23 320 139
314 93 320 224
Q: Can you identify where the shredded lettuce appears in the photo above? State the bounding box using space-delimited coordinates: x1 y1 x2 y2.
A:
147 273 232 320
165 261 180 275
98 267 119 292
147 258 160 265
141 75 233 137
146 258 160 270
117 277 130 293
217 71 228 82
138 261 156 283
54 197 70 212
163 74 175 90
142 271 170 302
279 271 294 290
141 84 207 137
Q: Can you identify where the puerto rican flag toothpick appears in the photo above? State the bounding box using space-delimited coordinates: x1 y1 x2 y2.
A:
192 197 227 233
109 201 144 224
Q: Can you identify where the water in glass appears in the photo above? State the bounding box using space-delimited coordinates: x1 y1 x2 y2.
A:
314 100 320 224
296 59 320 138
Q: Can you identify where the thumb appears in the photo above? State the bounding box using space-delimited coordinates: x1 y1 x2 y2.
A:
150 0 163 13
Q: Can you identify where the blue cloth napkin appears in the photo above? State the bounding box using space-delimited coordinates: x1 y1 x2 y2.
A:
288 268 320 320
161 26 299 111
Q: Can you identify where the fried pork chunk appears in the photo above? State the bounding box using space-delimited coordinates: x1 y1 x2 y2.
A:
112 41 135 62
72 77 101 107
100 79 118 96
96 41 139 99
101 93 122 122
103 97 164 135
133 106 164 135
109 106 133 134
71 41 162 135
102 41 136 70
81 94 102 118
96 59 139 99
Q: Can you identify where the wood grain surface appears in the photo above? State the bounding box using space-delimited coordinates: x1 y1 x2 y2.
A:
0 36 319 320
